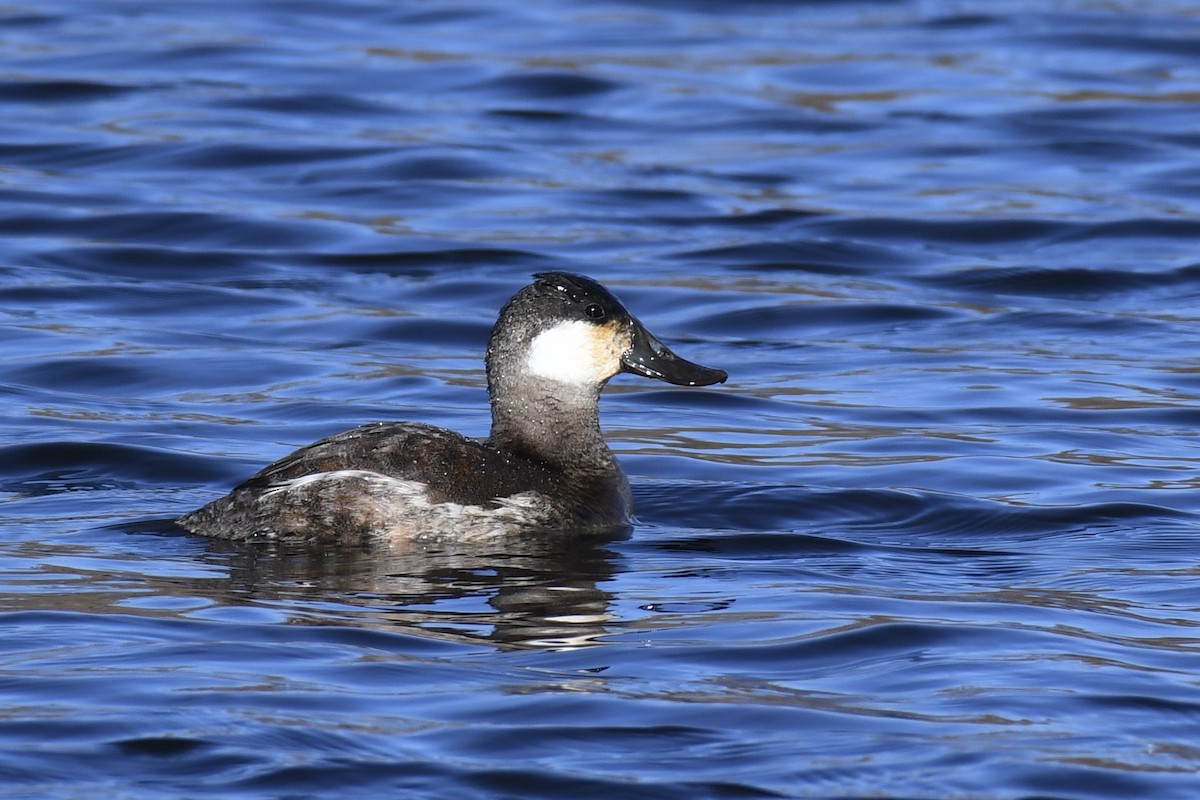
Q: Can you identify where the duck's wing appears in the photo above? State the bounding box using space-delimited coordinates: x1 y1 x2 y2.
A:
233 421 554 507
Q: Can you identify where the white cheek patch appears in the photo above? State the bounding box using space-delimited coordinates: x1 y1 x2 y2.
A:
526 320 612 384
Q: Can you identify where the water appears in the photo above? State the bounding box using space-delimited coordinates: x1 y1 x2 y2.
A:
3 0 1200 797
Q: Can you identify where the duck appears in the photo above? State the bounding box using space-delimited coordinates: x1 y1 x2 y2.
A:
176 272 727 542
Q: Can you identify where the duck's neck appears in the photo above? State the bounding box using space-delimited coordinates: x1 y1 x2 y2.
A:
487 375 614 472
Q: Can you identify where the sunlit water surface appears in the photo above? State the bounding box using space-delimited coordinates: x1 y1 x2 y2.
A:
3 1 1200 798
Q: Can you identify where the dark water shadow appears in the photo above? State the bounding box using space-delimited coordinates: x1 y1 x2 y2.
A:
117 517 627 650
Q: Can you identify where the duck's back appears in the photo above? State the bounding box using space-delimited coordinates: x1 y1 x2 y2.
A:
177 422 631 542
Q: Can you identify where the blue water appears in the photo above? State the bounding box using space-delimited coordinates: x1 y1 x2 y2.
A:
4 1 1200 797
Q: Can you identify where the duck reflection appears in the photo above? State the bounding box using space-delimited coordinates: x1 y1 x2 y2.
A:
200 527 626 649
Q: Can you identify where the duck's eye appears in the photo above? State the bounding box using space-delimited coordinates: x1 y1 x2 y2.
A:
584 303 606 320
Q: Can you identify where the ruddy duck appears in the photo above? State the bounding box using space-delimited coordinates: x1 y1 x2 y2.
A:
177 272 727 541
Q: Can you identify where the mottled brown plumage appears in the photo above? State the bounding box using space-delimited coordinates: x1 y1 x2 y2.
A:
179 422 629 541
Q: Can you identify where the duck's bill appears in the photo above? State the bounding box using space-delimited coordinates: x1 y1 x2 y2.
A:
621 321 728 387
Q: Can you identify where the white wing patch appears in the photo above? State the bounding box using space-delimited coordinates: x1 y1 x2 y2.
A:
260 469 558 540
260 469 419 499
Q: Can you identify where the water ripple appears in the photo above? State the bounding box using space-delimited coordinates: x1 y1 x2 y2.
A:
4 1 1200 798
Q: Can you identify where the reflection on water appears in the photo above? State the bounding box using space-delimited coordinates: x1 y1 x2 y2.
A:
2 521 625 651
209 529 624 650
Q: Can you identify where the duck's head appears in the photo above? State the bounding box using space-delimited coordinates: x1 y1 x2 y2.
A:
488 272 728 394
